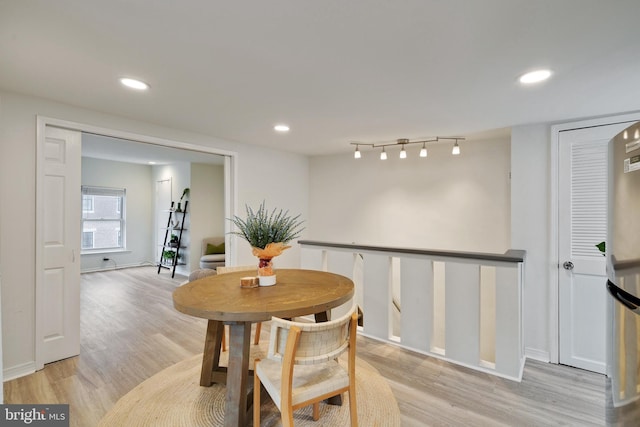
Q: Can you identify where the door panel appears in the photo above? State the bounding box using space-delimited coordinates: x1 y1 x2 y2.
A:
37 126 81 367
558 123 630 373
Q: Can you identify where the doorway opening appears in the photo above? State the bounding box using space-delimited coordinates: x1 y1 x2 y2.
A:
35 116 237 369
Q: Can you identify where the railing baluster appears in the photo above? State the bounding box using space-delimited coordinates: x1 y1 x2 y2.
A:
495 264 523 378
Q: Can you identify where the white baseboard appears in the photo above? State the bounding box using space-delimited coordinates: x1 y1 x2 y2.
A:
4 361 36 382
525 347 550 363
81 261 155 274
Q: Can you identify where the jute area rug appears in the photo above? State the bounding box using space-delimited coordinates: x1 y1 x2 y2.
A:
99 350 401 426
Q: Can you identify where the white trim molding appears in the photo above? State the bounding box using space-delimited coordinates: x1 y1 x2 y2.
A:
525 347 550 363
3 361 36 383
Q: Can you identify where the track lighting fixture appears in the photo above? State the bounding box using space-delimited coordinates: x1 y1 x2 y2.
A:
350 136 465 160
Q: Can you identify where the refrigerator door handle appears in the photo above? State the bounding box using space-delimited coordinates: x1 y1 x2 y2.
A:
608 280 640 314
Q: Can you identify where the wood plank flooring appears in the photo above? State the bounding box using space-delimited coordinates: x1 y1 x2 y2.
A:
4 267 608 426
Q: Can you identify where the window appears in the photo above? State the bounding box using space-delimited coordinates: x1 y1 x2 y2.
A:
81 186 126 251
82 231 94 249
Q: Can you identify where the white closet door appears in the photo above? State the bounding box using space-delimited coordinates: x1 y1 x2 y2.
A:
558 122 630 373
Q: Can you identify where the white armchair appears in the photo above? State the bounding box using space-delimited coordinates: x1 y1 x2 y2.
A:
199 237 225 269
253 303 358 426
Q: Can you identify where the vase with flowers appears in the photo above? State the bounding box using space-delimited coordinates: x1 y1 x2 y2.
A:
230 201 305 286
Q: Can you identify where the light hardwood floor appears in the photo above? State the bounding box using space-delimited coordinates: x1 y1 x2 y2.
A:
4 267 607 426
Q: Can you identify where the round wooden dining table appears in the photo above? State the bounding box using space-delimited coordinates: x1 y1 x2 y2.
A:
172 268 354 427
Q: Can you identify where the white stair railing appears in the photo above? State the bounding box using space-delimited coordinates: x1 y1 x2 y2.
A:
299 240 526 381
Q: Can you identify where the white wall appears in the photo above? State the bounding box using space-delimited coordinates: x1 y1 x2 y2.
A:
511 124 551 360
190 163 225 271
0 90 309 378
233 148 309 268
81 157 155 272
308 137 511 252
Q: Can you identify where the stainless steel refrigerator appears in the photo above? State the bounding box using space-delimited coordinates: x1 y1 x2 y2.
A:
606 121 640 425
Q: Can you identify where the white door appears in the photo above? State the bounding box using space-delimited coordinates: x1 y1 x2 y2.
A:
156 178 172 262
36 126 82 368
558 122 631 373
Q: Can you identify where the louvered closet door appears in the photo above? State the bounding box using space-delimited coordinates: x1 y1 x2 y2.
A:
558 123 630 373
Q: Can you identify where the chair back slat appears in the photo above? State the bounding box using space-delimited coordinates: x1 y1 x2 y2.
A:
268 303 356 366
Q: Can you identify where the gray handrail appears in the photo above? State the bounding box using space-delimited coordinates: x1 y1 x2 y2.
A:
298 240 525 264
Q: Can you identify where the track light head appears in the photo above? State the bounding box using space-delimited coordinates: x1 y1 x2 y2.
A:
452 140 460 155
420 142 427 157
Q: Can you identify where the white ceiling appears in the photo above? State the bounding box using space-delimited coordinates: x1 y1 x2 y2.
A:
1 0 639 156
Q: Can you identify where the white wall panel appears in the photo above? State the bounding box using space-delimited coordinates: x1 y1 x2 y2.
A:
362 253 391 338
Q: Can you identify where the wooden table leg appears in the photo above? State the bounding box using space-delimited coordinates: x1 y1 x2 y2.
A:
200 320 225 386
225 321 251 427
314 311 330 323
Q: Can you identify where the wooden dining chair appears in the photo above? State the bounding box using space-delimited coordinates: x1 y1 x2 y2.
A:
253 303 358 427
216 265 262 349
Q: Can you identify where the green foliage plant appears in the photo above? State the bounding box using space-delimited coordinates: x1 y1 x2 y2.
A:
229 201 305 249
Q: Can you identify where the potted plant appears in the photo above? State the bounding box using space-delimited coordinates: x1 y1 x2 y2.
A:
230 201 305 286
169 234 179 247
162 250 176 265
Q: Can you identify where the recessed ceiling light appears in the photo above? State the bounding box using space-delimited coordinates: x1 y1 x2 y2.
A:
519 69 552 84
274 124 290 132
120 77 150 90
148 161 156 165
